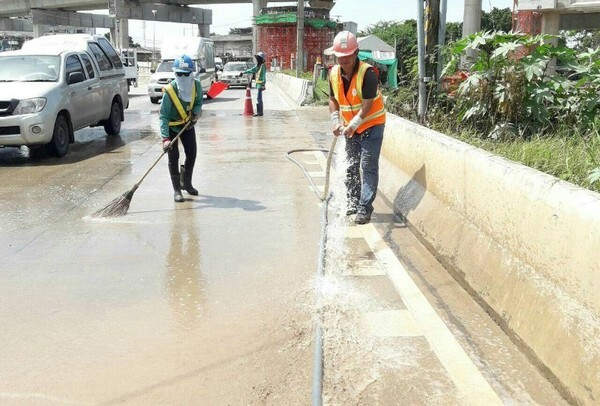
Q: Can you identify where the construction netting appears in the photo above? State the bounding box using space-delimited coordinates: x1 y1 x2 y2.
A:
255 13 337 29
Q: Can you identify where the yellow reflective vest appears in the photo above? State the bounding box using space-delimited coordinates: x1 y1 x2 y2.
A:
163 82 196 127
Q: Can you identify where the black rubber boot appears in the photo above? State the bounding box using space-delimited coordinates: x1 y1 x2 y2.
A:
180 164 198 195
171 175 184 202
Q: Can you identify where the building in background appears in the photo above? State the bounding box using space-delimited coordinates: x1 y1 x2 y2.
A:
212 27 253 62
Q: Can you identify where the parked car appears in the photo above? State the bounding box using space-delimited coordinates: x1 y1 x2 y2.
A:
0 34 129 157
220 61 253 88
148 36 216 104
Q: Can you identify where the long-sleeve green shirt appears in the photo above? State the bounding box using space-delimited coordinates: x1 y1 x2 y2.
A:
243 64 266 89
159 79 203 138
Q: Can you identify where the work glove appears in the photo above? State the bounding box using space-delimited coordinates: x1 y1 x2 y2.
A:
162 138 171 152
239 72 244 77
190 113 199 125
342 115 364 138
330 111 343 137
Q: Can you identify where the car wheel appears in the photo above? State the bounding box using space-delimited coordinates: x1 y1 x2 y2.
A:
104 101 122 135
45 115 70 157
150 97 160 104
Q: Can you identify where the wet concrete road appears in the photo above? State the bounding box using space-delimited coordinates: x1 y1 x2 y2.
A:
0 84 568 405
0 87 320 404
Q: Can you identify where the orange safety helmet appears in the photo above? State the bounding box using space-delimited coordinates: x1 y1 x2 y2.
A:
332 31 358 57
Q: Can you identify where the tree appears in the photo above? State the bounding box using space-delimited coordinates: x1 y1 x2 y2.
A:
564 29 600 51
360 20 418 81
481 7 513 32
445 22 462 43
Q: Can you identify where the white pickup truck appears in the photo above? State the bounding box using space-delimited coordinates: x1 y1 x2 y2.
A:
0 34 129 157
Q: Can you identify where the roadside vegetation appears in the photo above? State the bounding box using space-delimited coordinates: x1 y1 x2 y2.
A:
280 13 600 192
358 13 600 193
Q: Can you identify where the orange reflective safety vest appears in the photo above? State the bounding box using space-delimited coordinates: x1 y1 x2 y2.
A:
163 82 196 127
330 61 386 134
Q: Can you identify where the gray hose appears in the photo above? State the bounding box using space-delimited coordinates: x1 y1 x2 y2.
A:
286 136 338 406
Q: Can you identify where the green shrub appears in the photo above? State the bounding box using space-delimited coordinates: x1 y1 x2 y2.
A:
443 31 600 139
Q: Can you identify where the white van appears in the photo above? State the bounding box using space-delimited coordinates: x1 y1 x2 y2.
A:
0 34 129 157
148 36 216 104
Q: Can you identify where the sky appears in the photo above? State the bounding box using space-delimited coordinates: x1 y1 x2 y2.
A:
115 0 514 48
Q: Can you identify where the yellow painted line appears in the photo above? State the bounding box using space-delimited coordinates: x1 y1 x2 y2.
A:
360 223 503 406
363 309 423 337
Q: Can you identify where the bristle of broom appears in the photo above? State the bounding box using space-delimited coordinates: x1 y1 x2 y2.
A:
92 187 136 218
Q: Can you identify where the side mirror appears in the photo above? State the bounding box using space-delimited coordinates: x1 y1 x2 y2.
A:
68 72 85 85
150 68 156 73
199 67 206 74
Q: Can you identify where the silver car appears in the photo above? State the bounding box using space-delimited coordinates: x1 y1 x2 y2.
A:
220 61 253 88
0 34 129 157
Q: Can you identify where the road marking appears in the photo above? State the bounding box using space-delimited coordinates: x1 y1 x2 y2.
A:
363 309 423 337
343 258 386 276
307 171 325 178
309 185 325 194
360 223 503 406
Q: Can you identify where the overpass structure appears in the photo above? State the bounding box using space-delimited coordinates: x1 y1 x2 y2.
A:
0 0 335 50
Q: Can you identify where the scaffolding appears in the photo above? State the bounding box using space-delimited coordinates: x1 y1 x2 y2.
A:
256 7 336 71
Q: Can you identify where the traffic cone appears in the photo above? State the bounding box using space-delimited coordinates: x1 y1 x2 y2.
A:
243 85 254 116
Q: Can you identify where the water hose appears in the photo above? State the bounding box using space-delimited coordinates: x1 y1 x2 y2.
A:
286 136 338 406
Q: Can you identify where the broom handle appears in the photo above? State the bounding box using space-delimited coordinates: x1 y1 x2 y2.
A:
134 121 193 188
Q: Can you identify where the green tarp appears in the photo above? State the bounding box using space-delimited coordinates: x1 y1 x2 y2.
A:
358 50 398 89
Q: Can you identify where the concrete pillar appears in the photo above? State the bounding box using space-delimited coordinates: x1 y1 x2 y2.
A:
197 23 209 37
33 24 47 38
541 12 560 44
252 0 267 56
114 17 129 49
542 12 560 74
461 0 482 68
461 0 481 38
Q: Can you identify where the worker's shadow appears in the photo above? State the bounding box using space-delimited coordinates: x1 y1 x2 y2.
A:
191 194 266 212
393 164 427 222
165 209 205 327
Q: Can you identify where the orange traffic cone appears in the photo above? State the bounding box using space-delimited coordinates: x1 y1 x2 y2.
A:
243 85 254 116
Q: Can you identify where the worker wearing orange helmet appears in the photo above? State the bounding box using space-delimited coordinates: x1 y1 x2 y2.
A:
328 30 386 225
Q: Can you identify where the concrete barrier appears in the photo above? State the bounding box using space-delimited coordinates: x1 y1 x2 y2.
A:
378 114 600 405
269 73 313 106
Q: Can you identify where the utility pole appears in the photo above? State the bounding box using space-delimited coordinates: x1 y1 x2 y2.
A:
417 0 427 120
436 0 448 91
425 0 440 80
296 0 304 77
152 9 157 67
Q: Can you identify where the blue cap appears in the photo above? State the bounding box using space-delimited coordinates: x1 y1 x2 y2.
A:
173 54 195 73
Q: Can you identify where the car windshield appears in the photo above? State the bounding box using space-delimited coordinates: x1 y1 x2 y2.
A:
0 55 60 82
157 61 174 72
224 62 246 72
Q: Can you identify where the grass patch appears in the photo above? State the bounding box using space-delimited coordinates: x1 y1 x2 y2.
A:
451 130 600 193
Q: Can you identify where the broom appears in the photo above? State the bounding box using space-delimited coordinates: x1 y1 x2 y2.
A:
92 121 192 218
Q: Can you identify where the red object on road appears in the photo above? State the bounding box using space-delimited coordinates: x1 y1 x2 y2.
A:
242 86 254 116
206 81 228 99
